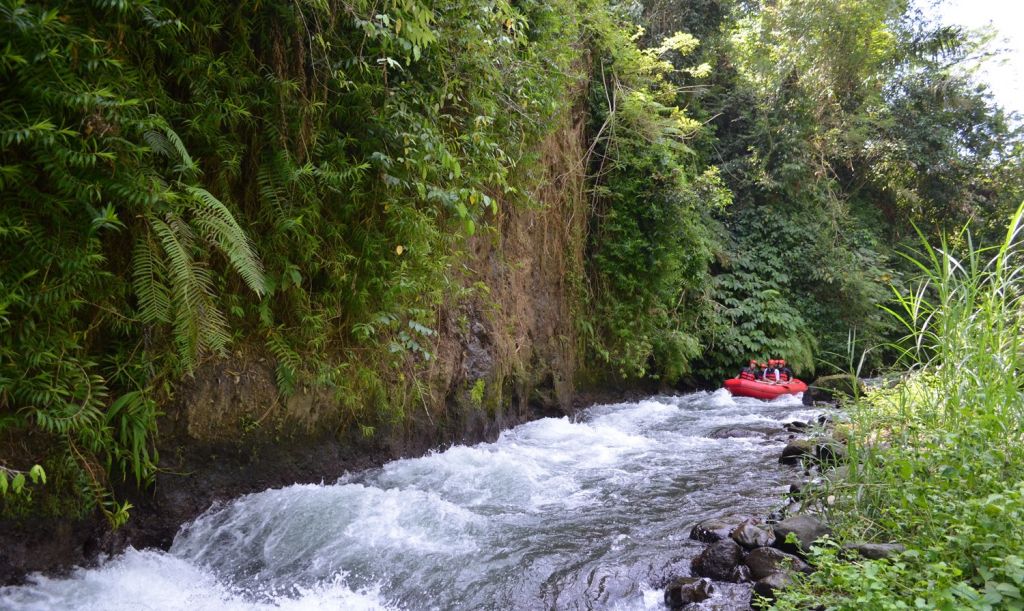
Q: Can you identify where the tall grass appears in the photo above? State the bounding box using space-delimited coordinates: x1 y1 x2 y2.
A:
773 203 1024 610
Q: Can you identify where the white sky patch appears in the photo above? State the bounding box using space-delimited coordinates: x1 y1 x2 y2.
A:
923 0 1024 115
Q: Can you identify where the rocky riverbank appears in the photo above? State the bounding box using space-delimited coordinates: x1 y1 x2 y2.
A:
665 412 839 609
661 376 906 610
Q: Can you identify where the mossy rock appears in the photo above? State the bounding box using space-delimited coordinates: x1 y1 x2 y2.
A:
802 374 864 404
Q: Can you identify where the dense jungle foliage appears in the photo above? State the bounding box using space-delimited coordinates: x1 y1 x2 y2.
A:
1 0 1022 524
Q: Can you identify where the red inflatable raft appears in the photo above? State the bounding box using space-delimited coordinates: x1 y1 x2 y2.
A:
723 377 807 400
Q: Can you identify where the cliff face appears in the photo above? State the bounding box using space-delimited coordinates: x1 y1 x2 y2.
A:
0 103 594 584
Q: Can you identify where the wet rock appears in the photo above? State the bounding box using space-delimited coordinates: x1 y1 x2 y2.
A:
689 515 753 543
826 465 849 482
731 522 775 549
745 546 811 580
648 556 696 590
782 419 806 433
728 563 753 583
707 427 753 439
844 542 906 559
751 571 792 605
708 425 781 440
802 374 864 405
779 439 815 465
663 577 714 608
815 440 847 465
768 499 805 523
788 481 804 496
692 539 744 581
773 515 831 553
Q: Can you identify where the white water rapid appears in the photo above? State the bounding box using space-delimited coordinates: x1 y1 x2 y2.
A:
0 390 816 610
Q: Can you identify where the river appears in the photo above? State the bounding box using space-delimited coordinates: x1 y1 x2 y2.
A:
0 390 816 610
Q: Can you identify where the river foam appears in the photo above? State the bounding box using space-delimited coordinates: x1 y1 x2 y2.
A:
1 390 809 610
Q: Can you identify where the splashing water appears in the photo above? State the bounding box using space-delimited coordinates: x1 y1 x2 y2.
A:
1 390 815 610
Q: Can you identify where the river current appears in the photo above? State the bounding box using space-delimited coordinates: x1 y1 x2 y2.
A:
0 390 815 610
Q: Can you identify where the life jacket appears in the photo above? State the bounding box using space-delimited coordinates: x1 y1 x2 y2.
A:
740 370 755 381
780 372 790 382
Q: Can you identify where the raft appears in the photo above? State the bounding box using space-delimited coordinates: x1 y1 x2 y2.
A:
723 377 807 400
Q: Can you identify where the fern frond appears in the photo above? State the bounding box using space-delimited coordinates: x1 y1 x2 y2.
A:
163 126 196 175
131 235 171 323
151 214 227 367
142 129 175 159
143 126 197 176
267 333 301 396
187 186 266 295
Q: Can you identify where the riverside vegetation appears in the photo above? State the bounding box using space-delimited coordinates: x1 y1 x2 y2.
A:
770 205 1024 609
1 0 1023 597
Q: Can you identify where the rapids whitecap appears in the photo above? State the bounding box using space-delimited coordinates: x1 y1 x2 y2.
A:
0 390 815 610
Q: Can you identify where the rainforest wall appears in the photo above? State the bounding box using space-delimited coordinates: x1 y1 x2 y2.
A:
0 0 718 578
2 0 1023 582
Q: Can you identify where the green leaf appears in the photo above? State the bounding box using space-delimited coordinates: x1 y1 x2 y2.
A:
12 473 25 494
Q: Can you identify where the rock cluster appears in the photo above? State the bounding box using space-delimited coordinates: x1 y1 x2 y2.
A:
682 513 826 607
662 404 904 609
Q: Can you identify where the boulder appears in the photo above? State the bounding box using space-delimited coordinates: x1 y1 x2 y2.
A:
744 546 811 580
844 542 906 560
731 523 775 549
689 514 753 543
751 571 792 604
779 439 815 465
802 374 864 405
712 423 770 438
768 500 804 523
815 440 848 465
692 539 744 581
708 425 781 440
773 515 831 553
728 563 753 583
826 465 849 482
663 577 714 608
784 420 808 433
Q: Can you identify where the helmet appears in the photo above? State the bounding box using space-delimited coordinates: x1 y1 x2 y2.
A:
779 359 787 367
748 359 757 367
759 362 767 368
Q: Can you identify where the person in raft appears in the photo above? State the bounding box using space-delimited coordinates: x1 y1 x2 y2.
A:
737 360 759 381
762 359 794 383
735 359 794 383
